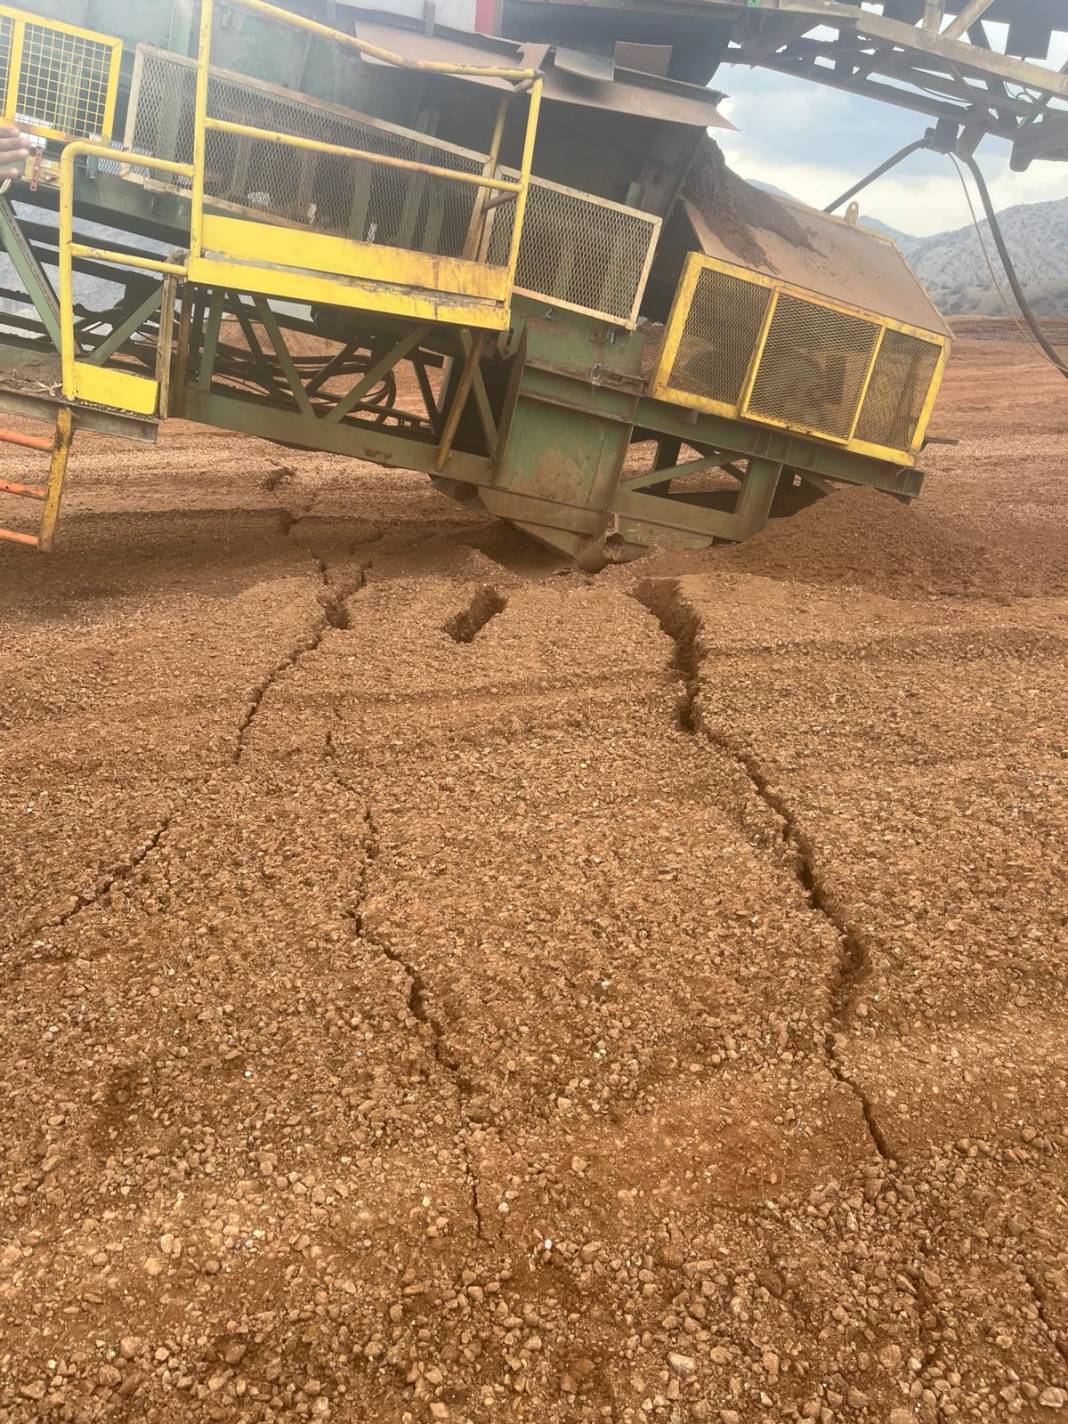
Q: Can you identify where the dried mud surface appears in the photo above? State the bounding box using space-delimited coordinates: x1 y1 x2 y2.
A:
0 327 1065 1423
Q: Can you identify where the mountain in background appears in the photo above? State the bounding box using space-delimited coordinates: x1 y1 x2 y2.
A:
901 198 1068 317
857 215 917 249
754 180 1068 317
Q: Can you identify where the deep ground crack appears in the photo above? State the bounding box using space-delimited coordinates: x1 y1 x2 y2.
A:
7 807 177 978
234 518 365 762
443 586 507 644
8 523 365 973
1020 1260 1068 1364
341 805 485 1239
634 577 894 1163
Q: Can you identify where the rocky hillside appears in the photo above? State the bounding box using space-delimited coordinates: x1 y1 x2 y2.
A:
864 197 1068 317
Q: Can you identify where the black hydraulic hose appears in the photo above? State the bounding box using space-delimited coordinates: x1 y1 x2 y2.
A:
822 138 930 215
956 150 1068 380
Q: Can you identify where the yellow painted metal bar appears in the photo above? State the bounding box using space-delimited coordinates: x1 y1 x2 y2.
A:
911 340 950 451
100 35 122 143
69 243 187 276
228 0 537 81
738 288 779 413
199 214 511 301
4 18 23 123
847 325 886 443
155 274 177 418
72 362 159 415
190 0 213 261
649 253 702 393
464 94 509 261
203 117 522 192
503 77 542 284
188 254 512 331
37 407 73 554
59 141 193 402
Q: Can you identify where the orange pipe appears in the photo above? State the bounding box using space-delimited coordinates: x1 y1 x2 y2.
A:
0 478 45 499
0 527 39 546
0 427 52 451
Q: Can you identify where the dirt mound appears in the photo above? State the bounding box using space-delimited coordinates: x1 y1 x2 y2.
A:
724 485 1008 597
683 136 813 272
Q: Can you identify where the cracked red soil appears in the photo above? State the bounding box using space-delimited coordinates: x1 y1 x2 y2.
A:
0 323 1065 1422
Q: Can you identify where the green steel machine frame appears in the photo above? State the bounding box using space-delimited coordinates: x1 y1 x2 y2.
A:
0 0 1057 557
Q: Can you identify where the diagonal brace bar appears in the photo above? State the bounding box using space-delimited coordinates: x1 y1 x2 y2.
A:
252 295 314 416
325 325 431 425
0 195 62 349
84 286 164 367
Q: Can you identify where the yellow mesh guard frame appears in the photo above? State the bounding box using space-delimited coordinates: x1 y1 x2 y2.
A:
0 4 121 144
651 252 949 464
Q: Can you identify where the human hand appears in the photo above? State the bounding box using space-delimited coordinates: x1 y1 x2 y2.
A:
0 121 30 179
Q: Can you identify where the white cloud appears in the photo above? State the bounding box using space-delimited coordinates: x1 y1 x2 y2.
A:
719 143 1068 238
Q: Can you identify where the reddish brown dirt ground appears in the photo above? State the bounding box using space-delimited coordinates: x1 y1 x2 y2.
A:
0 324 1065 1423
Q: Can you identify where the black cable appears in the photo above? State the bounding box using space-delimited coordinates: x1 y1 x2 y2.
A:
956 151 1068 380
824 131 1067 382
823 138 930 214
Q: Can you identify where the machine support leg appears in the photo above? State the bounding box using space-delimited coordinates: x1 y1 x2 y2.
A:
646 436 682 496
732 457 782 540
197 289 224 391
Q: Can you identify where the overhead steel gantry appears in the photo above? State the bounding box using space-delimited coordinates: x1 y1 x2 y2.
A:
728 0 1068 169
495 0 1068 168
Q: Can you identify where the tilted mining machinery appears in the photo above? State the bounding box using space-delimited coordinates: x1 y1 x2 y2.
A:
0 0 1063 556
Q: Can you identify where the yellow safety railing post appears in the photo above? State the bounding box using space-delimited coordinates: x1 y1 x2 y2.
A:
37 407 73 554
503 77 542 288
190 0 214 261
4 17 24 122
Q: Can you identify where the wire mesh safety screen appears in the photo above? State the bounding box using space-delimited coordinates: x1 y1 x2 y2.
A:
127 47 488 261
853 327 944 452
487 171 659 325
658 257 946 458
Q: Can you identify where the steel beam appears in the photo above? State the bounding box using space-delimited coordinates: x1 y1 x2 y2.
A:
0 197 62 350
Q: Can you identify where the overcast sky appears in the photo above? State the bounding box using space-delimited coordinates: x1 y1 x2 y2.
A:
714 25 1068 237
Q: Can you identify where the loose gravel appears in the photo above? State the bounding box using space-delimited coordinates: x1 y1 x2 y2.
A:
0 326 1064 1423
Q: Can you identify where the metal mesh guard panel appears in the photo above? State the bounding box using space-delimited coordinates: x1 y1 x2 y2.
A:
855 327 942 451
17 22 113 139
667 265 771 404
747 293 880 441
487 175 658 323
130 49 485 260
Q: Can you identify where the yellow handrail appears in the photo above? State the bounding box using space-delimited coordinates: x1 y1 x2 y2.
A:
227 0 538 82
58 142 193 400
56 0 545 403
203 117 524 193
189 0 544 290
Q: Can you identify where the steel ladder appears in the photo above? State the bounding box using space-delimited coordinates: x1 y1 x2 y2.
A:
0 408 74 551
